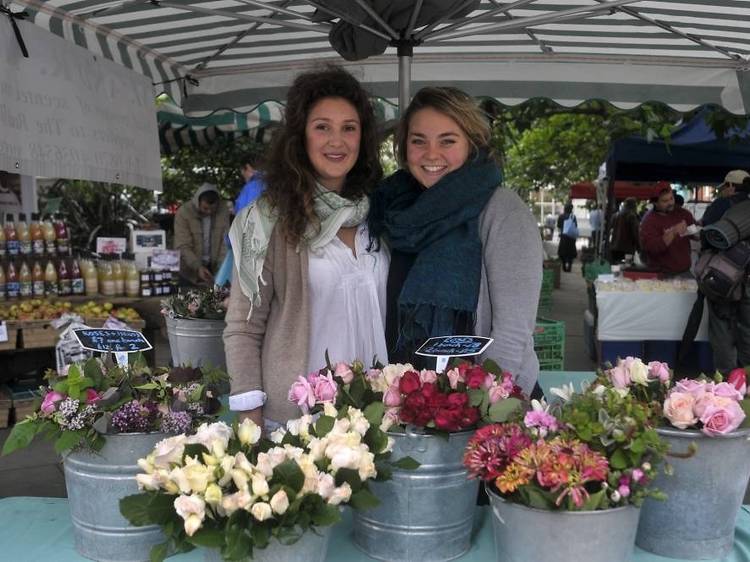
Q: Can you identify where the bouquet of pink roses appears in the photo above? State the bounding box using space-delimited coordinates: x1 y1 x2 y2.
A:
288 359 525 434
600 357 750 436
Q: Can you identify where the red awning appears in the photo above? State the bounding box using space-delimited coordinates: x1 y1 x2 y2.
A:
570 181 668 200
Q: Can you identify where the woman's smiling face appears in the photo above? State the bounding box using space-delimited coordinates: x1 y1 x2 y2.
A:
304 96 361 191
405 107 470 188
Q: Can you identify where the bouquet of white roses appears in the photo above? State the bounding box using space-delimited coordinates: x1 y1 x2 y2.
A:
121 404 409 561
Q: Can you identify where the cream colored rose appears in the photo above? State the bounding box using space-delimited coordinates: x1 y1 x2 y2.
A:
153 435 186 468
270 490 289 515
169 467 192 494
327 483 352 506
218 456 236 487
183 458 214 494
251 473 270 497
234 452 254 474
663 392 698 429
174 495 205 537
357 452 377 481
307 437 327 462
204 483 223 507
250 502 273 521
231 468 250 491
138 454 155 474
238 418 262 446
628 358 650 386
254 453 273 478
317 473 336 500
221 490 252 516
323 402 338 418
136 473 162 491
186 422 232 450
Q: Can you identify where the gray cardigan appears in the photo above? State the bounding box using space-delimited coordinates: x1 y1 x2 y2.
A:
223 187 542 421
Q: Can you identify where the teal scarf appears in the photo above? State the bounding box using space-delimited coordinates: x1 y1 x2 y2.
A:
369 153 501 352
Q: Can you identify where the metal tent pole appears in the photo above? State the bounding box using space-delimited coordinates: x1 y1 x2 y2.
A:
397 43 413 113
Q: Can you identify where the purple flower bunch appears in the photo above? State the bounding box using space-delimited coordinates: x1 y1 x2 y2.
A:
111 400 159 433
160 411 193 434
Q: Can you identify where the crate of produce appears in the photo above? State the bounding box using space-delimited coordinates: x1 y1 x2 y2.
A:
10 388 42 424
19 320 61 349
534 317 565 371
0 321 20 351
0 387 11 428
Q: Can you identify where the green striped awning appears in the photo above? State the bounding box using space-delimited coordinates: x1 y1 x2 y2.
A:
10 1 750 115
157 95 399 153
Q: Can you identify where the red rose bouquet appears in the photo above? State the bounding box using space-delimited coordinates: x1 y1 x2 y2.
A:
289 359 525 434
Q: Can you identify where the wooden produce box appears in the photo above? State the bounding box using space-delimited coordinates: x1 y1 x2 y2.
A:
18 320 61 349
11 389 41 424
0 322 20 351
0 387 11 428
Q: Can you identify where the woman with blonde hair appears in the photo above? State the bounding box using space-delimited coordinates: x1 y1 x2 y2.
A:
369 87 542 394
224 66 387 426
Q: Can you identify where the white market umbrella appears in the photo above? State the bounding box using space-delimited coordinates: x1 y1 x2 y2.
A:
6 0 750 117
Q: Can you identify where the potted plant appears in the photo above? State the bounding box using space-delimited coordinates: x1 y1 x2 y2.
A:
120 404 396 561
601 357 750 559
465 382 666 562
2 354 228 562
288 359 524 562
162 286 230 373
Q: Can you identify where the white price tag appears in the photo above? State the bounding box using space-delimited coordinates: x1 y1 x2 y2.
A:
0 321 8 343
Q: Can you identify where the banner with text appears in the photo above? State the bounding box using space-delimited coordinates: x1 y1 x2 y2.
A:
0 20 161 190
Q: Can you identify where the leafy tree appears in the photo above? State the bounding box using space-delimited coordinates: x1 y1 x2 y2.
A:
160 136 266 206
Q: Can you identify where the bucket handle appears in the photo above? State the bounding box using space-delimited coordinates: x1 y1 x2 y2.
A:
665 440 698 459
491 504 506 525
403 425 429 453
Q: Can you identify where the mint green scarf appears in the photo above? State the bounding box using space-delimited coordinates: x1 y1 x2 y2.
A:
228 184 369 314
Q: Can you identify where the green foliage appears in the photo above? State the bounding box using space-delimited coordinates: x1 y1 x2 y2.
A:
160 136 265 206
39 179 155 254
488 99 681 202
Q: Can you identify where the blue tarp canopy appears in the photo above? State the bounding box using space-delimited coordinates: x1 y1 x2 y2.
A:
608 110 750 183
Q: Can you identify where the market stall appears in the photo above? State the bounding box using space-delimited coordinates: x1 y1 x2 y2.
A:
594 278 713 371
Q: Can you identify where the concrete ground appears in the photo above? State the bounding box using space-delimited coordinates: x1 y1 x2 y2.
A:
0 257 595 498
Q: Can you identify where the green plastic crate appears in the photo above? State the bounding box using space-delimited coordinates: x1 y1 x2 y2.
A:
534 318 565 370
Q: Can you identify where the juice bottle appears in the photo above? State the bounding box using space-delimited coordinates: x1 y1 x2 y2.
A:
112 259 125 296
31 260 44 297
5 214 18 257
82 258 98 296
70 257 84 295
54 214 69 255
44 260 58 296
125 259 140 297
30 213 44 256
16 213 30 255
42 214 56 255
0 220 6 258
0 262 6 301
6 260 19 299
57 258 71 296
18 259 31 298
99 257 115 297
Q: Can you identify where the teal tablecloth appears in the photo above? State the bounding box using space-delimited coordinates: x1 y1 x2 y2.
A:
2 497 750 561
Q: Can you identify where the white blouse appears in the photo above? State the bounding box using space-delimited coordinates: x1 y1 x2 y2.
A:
229 223 389 414
307 223 389 373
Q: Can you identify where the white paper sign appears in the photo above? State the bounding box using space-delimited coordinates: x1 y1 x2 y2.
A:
0 321 7 343
0 20 161 190
151 249 181 271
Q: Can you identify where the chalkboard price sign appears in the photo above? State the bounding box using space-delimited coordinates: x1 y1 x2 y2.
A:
416 335 493 358
73 329 152 353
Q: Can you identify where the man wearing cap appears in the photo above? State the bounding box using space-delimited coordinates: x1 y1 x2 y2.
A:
639 185 697 275
174 183 231 286
700 170 750 227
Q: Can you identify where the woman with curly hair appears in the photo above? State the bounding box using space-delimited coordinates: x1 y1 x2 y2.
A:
224 66 386 425
369 87 543 395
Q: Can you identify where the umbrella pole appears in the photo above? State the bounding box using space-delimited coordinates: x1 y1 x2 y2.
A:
397 43 413 113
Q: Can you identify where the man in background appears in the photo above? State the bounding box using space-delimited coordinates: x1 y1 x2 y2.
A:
701 170 750 226
235 156 264 215
588 203 602 253
174 183 230 286
639 185 696 275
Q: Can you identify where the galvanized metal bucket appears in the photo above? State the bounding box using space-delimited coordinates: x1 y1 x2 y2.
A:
64 432 167 562
636 426 750 559
487 485 640 562
165 316 226 371
352 427 478 562
202 524 332 562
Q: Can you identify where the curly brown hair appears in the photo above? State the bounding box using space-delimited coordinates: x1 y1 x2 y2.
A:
262 66 382 245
